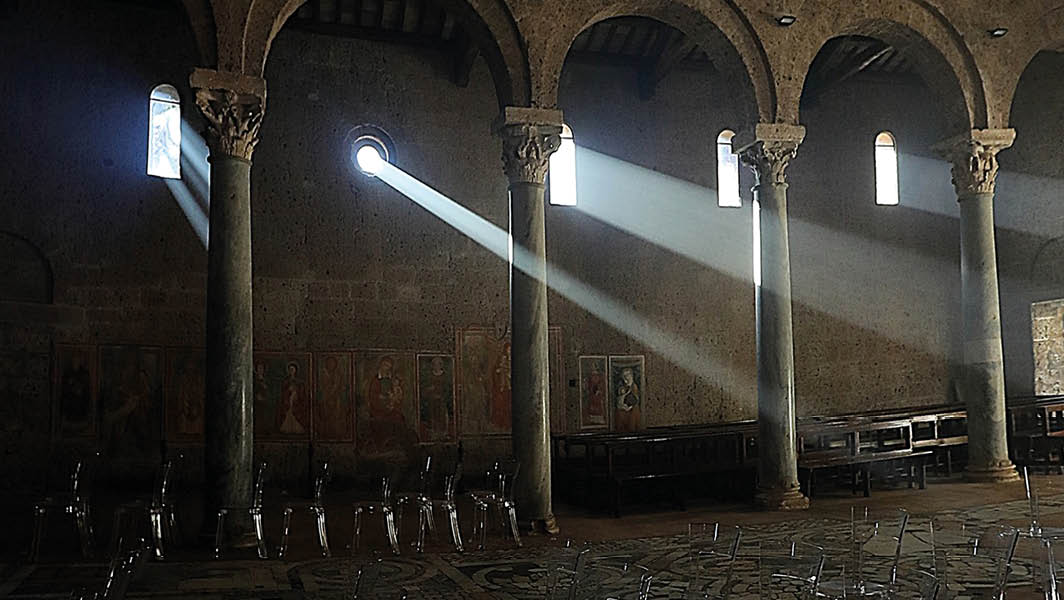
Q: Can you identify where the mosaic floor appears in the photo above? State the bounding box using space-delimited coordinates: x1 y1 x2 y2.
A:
1 493 1059 599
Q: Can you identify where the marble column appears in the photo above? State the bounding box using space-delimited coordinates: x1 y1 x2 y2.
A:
190 68 265 541
935 129 1019 483
495 106 562 534
736 124 809 510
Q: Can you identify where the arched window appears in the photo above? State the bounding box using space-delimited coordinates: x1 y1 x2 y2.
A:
549 124 577 206
148 84 181 179
717 130 741 207
874 131 899 206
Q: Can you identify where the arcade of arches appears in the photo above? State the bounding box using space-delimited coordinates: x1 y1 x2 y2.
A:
1 0 1064 596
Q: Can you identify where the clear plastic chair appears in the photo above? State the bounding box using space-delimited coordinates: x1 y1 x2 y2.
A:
352 475 401 556
400 457 464 553
110 458 181 560
214 460 269 559
468 459 522 550
927 520 1018 600
758 540 826 600
888 567 941 600
30 454 98 562
395 455 434 553
1024 466 1064 540
571 553 653 600
72 540 150 600
685 523 743 600
819 508 910 598
279 460 332 559
546 540 592 600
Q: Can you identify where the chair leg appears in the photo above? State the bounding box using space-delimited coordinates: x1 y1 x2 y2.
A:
29 506 46 563
75 506 93 559
384 509 401 556
278 507 293 560
446 504 464 552
110 507 126 557
415 506 427 554
505 504 522 548
251 509 268 560
80 504 97 558
476 503 488 551
315 507 331 558
148 507 165 560
352 507 363 555
423 501 438 540
213 510 227 559
165 505 181 547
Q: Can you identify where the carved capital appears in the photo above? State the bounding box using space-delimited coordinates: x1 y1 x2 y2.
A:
494 106 564 185
190 69 267 161
934 129 1015 198
735 123 805 186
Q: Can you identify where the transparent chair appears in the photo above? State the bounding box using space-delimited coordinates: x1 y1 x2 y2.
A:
400 458 464 553
214 461 269 559
110 457 181 560
685 523 743 600
1024 466 1064 539
571 553 654 600
72 540 150 600
279 460 332 559
546 540 592 600
758 540 826 600
468 459 522 550
352 474 401 556
30 454 98 562
887 567 941 600
819 508 910 598
395 455 433 553
927 519 1018 600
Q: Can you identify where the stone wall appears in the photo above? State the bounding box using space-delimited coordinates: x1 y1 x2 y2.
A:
1 3 1063 487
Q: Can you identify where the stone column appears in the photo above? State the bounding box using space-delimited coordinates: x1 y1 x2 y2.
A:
495 106 562 534
736 124 809 510
935 129 1018 483
190 68 265 541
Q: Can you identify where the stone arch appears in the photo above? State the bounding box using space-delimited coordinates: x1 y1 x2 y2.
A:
184 0 529 108
789 7 985 131
534 0 774 121
0 232 53 304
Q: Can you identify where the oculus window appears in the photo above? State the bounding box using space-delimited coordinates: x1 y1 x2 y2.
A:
875 131 899 206
148 84 181 179
548 124 577 206
717 130 741 207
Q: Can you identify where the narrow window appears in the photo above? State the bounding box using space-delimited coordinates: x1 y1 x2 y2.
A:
148 84 181 179
549 124 577 206
875 131 899 205
717 130 741 207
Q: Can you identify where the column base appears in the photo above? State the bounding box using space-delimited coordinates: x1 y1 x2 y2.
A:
754 486 809 511
529 515 560 535
966 462 1020 483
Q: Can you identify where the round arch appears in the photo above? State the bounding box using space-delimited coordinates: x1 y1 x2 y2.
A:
533 0 774 121
184 0 530 109
788 6 985 131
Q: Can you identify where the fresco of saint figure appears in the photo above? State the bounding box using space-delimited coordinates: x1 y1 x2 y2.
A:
417 354 455 442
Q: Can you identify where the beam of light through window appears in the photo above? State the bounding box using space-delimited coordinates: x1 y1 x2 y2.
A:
148 84 181 179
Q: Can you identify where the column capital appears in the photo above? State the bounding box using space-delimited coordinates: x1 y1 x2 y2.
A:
735 123 806 186
190 68 267 162
933 128 1016 198
494 106 564 185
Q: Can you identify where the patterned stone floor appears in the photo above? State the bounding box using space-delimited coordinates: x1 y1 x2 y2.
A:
2 492 1060 599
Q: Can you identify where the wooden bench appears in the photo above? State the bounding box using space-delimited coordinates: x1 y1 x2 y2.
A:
799 450 933 497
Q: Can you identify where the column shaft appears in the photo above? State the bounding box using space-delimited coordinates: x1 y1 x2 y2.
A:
754 180 806 508
509 180 553 528
959 192 1013 480
204 154 255 527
